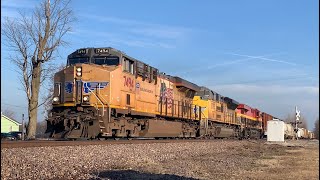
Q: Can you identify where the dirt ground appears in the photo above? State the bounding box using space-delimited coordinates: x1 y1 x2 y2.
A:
240 140 319 180
100 139 320 180
84 139 320 180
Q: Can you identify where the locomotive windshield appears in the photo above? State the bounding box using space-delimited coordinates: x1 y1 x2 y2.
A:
94 56 119 66
68 57 89 65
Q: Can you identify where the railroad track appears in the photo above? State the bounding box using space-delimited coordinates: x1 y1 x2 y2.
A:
1 138 229 149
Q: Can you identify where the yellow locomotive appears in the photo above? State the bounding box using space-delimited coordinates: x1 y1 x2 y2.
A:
192 87 241 138
46 47 262 139
47 47 204 139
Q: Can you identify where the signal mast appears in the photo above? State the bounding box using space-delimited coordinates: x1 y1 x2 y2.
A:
294 106 301 140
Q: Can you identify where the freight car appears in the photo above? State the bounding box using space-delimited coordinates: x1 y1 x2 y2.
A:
308 131 315 139
46 47 262 140
299 128 309 139
284 123 295 139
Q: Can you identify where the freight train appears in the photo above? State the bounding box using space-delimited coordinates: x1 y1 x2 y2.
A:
45 47 308 140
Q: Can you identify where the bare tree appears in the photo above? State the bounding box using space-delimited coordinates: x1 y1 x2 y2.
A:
284 113 308 129
314 118 319 139
2 108 17 120
2 0 75 139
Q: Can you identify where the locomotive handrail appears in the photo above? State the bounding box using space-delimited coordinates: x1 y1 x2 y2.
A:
97 83 112 123
97 84 109 107
200 111 208 134
201 111 207 119
84 82 105 116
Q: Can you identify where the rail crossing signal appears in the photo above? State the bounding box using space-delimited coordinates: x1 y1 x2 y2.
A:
293 106 301 138
295 106 300 121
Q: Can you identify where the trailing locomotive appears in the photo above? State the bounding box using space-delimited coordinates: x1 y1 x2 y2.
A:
235 104 262 139
46 47 264 140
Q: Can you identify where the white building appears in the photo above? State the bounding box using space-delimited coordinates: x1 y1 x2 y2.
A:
267 119 285 142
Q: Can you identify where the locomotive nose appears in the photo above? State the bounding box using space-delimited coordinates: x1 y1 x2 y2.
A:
53 65 79 105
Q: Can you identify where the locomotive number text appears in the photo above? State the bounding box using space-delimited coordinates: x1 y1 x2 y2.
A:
95 48 109 54
77 49 87 54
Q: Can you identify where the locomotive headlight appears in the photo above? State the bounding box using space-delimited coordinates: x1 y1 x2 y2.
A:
53 96 59 102
83 95 89 102
76 72 82 76
76 67 82 72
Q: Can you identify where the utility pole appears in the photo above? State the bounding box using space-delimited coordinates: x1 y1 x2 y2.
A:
22 114 24 141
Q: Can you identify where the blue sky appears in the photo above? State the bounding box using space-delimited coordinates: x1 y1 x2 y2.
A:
1 0 319 129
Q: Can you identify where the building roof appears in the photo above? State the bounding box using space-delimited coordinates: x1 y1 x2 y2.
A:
1 113 21 126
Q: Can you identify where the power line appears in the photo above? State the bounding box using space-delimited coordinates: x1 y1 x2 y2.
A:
1 102 27 108
1 102 45 110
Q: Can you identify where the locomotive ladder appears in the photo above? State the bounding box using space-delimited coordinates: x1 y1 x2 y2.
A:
84 83 111 135
96 84 112 136
201 111 208 135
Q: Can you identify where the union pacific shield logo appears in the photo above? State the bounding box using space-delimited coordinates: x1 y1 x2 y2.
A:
65 82 73 94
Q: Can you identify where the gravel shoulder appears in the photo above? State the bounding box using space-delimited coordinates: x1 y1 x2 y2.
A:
1 139 319 180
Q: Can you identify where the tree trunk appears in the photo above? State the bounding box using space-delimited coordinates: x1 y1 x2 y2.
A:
27 63 42 139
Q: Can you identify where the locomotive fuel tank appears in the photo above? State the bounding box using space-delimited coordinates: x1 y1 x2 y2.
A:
214 127 234 138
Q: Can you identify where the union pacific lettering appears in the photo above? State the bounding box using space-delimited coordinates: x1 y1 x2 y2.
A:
140 87 153 93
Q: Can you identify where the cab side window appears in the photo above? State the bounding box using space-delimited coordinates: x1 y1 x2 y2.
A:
122 57 134 74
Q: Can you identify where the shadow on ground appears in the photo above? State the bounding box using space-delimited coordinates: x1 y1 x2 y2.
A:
89 170 198 180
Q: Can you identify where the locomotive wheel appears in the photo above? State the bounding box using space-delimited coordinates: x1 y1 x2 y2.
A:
126 130 133 140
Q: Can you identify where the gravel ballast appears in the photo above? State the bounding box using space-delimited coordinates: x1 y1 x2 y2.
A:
1 140 318 180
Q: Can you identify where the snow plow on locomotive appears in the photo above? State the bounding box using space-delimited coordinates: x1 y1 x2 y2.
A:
46 47 263 140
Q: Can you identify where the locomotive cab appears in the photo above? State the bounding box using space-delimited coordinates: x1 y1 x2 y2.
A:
52 48 120 107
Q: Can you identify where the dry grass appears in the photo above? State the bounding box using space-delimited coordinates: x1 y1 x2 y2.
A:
248 143 319 180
